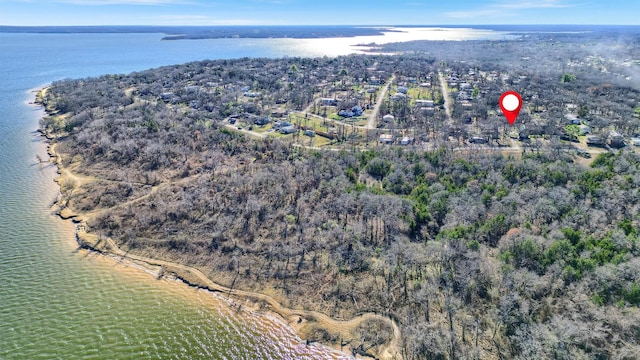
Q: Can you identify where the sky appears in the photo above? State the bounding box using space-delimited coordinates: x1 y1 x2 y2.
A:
0 0 639 26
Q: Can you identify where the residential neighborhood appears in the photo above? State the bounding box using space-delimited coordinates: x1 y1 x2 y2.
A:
148 53 640 164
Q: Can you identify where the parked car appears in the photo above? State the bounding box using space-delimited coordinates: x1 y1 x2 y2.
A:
469 136 487 144
561 134 579 142
576 149 591 158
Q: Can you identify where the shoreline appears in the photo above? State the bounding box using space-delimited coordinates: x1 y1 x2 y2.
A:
35 88 401 360
86 247 355 359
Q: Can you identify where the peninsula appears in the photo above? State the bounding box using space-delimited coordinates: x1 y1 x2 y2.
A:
39 33 640 358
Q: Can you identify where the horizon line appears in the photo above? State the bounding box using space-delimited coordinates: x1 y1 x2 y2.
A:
2 24 640 28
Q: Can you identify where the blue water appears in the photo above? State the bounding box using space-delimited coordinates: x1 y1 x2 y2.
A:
0 28 522 359
0 32 362 360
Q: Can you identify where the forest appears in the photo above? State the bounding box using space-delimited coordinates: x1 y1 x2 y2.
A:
39 34 640 359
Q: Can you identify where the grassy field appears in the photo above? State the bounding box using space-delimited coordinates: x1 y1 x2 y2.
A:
407 87 434 101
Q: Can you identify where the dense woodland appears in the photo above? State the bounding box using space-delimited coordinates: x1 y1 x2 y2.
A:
40 35 640 359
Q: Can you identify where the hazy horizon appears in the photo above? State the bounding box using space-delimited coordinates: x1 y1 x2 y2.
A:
1 0 638 27
2 24 640 27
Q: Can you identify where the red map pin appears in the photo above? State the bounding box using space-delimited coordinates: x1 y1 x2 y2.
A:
499 91 522 126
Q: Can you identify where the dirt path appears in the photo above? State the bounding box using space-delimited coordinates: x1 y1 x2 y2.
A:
73 233 402 359
89 174 197 217
50 142 402 359
367 74 395 129
301 99 316 114
223 122 266 138
438 72 453 125
49 143 96 187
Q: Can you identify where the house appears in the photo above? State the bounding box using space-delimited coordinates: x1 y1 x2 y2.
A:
565 114 581 124
608 131 625 148
271 109 288 118
392 93 407 101
578 124 591 135
304 130 316 137
338 109 354 118
469 136 488 144
379 134 394 144
419 82 432 88
321 98 338 106
631 137 640 146
160 92 174 102
254 116 271 126
383 114 395 123
400 136 414 145
280 125 298 134
338 105 364 118
273 121 293 130
397 86 409 94
244 91 262 98
587 135 605 146
415 99 434 108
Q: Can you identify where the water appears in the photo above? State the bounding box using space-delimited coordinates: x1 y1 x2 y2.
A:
0 28 512 359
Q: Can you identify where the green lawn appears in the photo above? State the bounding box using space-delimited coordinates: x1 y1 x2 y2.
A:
251 124 274 134
407 87 433 100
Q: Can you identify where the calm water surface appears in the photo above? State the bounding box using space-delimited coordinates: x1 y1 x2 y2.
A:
0 29 511 359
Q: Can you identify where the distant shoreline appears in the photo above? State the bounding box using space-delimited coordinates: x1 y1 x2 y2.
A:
0 25 391 39
3 24 639 40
